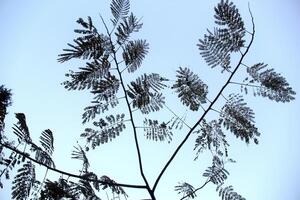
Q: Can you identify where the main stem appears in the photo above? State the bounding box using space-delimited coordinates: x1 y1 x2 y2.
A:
111 46 155 199
152 10 255 192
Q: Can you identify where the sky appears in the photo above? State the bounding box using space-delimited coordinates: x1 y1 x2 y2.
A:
1 0 300 199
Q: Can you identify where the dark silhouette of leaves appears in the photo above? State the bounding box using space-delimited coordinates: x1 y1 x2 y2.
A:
91 73 120 101
172 67 208 111
122 39 149 73
217 185 246 200
127 73 168 114
12 113 32 143
30 143 55 168
0 85 12 133
39 129 54 156
71 145 90 172
194 120 229 160
243 63 296 102
11 161 39 200
175 182 196 199
100 175 127 197
203 156 229 185
81 114 126 150
143 118 173 143
116 13 143 44
110 0 130 26
40 178 75 200
198 0 245 71
220 94 260 144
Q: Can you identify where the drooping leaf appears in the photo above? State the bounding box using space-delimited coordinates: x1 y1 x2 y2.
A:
127 73 168 113
172 67 208 111
217 185 246 200
110 0 130 26
203 156 229 185
175 182 196 199
122 39 149 73
220 94 260 144
12 113 32 143
115 13 143 44
71 145 90 172
143 118 173 143
81 114 126 149
39 129 54 155
11 161 39 200
244 63 296 102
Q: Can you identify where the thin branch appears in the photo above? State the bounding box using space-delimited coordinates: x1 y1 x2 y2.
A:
152 7 256 192
0 142 147 189
163 103 191 129
180 179 211 200
229 81 261 88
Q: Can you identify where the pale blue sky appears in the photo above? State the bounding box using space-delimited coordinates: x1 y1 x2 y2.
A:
1 0 300 199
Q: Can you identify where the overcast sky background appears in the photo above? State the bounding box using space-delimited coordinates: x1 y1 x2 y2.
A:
1 0 300 199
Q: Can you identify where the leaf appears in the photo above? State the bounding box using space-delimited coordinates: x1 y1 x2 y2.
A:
127 73 168 113
71 145 90 172
12 113 32 143
81 114 126 149
30 143 56 168
100 175 128 197
40 178 75 200
220 94 260 144
110 0 130 26
175 182 196 199
143 118 173 143
198 0 245 71
39 129 54 155
115 13 143 44
203 156 229 185
244 63 296 102
63 58 111 91
122 39 149 73
217 185 246 200
11 161 39 200
172 67 208 111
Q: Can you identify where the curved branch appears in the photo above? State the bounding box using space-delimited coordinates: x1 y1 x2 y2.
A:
0 142 147 189
152 8 256 192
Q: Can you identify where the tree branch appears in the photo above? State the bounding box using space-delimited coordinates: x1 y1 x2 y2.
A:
0 141 147 189
152 8 256 192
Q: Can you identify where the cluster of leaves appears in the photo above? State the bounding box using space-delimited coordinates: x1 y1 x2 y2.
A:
198 0 245 71
217 184 246 200
203 156 229 185
241 63 296 102
143 118 173 143
175 182 197 199
0 85 12 134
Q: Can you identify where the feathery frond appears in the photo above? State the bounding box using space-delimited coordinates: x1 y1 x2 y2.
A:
0 85 12 132
110 0 130 26
217 185 246 200
100 175 127 197
143 118 173 143
12 113 32 143
122 39 149 73
116 13 143 44
203 156 229 185
243 63 296 102
11 161 39 200
175 182 196 199
198 0 245 71
91 73 120 101
63 58 111 91
81 114 126 150
40 178 75 200
194 120 229 160
30 143 55 168
39 129 54 155
71 145 90 172
220 94 259 144
172 67 208 111
127 73 168 113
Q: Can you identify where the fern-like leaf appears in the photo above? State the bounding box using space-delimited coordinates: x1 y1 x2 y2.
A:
127 73 168 113
122 39 149 73
175 182 196 199
40 178 75 200
63 58 111 91
198 0 245 71
172 67 208 111
30 143 55 168
81 114 126 150
71 145 90 172
110 0 130 26
143 118 173 143
220 94 259 144
39 129 54 155
116 13 143 44
217 185 246 200
243 63 296 102
12 113 32 143
100 175 128 197
11 161 39 200
203 156 229 185
91 73 120 101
